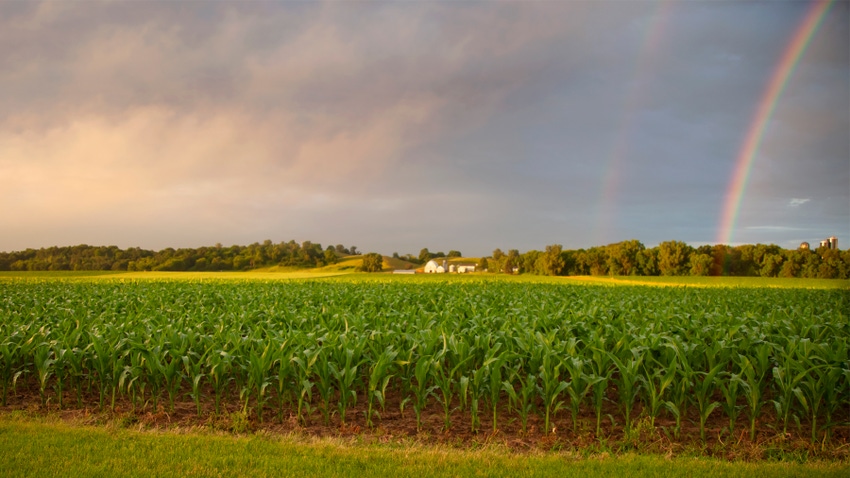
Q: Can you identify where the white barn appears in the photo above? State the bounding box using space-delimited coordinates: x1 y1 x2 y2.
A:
424 259 446 273
424 260 476 273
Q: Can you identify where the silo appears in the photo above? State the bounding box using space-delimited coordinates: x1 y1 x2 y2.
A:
828 236 838 250
820 240 829 249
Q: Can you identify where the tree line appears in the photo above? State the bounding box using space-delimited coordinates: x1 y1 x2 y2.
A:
475 240 850 279
2 239 848 279
0 241 359 272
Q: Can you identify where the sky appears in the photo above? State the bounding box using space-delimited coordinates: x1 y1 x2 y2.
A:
1 0 847 256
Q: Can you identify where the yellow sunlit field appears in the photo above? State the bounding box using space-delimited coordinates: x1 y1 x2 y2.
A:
1 270 847 290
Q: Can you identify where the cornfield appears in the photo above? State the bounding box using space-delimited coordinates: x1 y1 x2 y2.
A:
1 276 848 445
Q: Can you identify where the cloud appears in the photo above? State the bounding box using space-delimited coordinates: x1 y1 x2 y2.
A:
0 1 846 253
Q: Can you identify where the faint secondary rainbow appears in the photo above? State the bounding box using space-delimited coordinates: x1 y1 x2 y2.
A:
716 0 833 245
593 0 672 244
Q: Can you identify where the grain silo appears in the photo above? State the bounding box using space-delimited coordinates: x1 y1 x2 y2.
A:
828 236 838 250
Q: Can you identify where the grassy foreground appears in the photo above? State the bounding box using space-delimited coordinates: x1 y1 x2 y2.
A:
1 416 847 478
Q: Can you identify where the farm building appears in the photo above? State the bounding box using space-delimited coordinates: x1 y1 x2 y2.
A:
424 259 446 273
424 259 476 273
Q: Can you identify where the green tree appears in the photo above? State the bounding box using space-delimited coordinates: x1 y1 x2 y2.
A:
418 248 432 264
636 248 658 276
760 253 783 277
504 249 520 273
606 240 645 276
447 250 462 258
658 241 693 276
689 253 713 276
359 253 384 272
477 256 489 272
520 250 542 274
540 244 565 276
577 247 608 276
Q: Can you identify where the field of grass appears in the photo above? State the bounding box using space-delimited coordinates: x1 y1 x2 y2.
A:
2 415 847 478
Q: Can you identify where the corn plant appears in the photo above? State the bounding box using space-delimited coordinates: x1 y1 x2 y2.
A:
608 349 644 435
365 346 397 428
274 344 295 423
503 368 537 434
244 342 274 422
50 343 68 409
692 362 724 444
411 355 436 431
588 345 613 437
207 350 234 415
639 358 676 430
466 366 488 433
313 347 335 425
33 343 54 407
486 346 511 433
329 346 364 425
291 347 319 425
719 371 743 435
66 344 89 408
432 350 470 431
182 350 206 417
564 356 597 433
538 352 568 434
0 339 22 407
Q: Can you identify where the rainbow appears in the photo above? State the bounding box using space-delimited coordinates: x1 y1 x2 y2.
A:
594 0 673 244
716 0 834 245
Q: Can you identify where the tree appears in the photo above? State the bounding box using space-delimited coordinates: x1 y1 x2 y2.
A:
658 241 693 276
419 248 432 264
359 253 384 272
323 249 338 265
760 253 783 277
636 248 658 276
503 249 520 274
689 253 713 276
447 250 462 258
540 244 565 276
477 256 489 272
577 247 608 276
520 250 541 274
606 240 645 276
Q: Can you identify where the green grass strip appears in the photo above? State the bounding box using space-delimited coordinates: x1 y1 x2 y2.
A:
1 418 847 478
